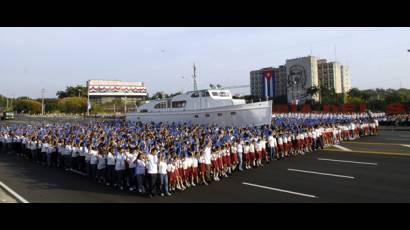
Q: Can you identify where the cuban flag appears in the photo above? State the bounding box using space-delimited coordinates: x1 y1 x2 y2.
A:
87 98 92 110
263 70 275 98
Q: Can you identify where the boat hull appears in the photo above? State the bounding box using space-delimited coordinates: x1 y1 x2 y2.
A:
126 101 272 127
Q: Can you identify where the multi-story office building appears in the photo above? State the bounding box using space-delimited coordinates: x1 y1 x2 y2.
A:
317 59 342 93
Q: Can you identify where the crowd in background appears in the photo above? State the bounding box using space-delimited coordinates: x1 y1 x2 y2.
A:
379 114 410 126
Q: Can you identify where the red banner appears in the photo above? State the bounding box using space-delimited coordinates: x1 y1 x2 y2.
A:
272 103 409 114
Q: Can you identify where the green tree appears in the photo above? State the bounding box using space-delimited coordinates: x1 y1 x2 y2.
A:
149 91 168 100
56 85 88 99
13 99 42 114
306 86 321 103
58 97 87 114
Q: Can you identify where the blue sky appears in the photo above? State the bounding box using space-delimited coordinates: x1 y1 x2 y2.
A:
1 27 410 98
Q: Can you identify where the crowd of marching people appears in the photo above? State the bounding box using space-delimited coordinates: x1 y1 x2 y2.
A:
0 112 382 198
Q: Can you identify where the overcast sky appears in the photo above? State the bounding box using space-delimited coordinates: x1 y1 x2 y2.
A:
1 27 410 98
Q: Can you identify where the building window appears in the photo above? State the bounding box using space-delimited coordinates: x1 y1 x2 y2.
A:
140 109 148 113
205 114 210 117
217 113 223 116
194 115 199 118
191 92 199 98
230 112 236 115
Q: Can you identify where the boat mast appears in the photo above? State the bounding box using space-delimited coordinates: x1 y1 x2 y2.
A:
192 63 198 91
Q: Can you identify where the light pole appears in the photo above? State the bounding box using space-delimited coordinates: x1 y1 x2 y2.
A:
41 88 45 116
6 89 9 110
124 95 127 114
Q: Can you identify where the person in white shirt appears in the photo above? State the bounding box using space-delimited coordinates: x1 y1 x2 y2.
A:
89 146 98 181
115 149 127 191
97 149 107 184
158 155 171 196
237 140 243 171
146 148 159 198
282 135 288 157
256 139 263 167
78 141 86 173
203 142 212 182
126 150 137 191
106 148 116 186
56 140 64 168
268 133 276 162
46 140 55 167
64 141 73 171
182 154 191 187
249 140 256 167
71 143 80 171
41 140 49 166
134 153 146 194
196 151 207 185
29 138 38 163
192 152 200 186
277 135 284 159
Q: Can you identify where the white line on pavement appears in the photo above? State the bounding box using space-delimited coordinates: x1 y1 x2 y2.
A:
287 168 355 179
70 169 88 176
318 158 378 165
401 144 410 148
0 180 29 203
333 144 352 152
387 138 410 141
242 182 318 199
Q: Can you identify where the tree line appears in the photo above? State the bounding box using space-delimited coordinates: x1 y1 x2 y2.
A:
2 86 410 114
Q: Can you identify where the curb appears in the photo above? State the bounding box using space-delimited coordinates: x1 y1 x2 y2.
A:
379 128 410 132
0 180 29 203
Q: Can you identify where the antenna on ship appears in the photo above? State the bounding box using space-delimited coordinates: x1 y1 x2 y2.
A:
192 63 198 91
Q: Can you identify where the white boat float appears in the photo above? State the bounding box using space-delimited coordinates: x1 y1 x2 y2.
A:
126 64 272 127
126 88 272 127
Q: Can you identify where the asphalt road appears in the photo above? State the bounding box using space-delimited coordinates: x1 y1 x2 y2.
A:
1 130 409 203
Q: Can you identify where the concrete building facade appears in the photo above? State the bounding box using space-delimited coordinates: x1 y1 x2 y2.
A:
285 56 319 104
341 65 351 94
317 59 342 93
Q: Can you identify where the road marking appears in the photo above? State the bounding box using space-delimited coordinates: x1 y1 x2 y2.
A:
323 149 410 157
242 182 318 199
348 141 408 146
401 144 410 148
287 168 355 179
318 157 378 165
70 169 87 176
333 144 352 152
386 138 410 141
0 181 29 203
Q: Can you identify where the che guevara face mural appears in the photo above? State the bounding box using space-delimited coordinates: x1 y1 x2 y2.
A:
287 65 307 88
287 65 309 102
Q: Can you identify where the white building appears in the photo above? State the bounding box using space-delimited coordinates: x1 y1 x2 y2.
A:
87 80 147 108
318 59 342 94
341 65 351 94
